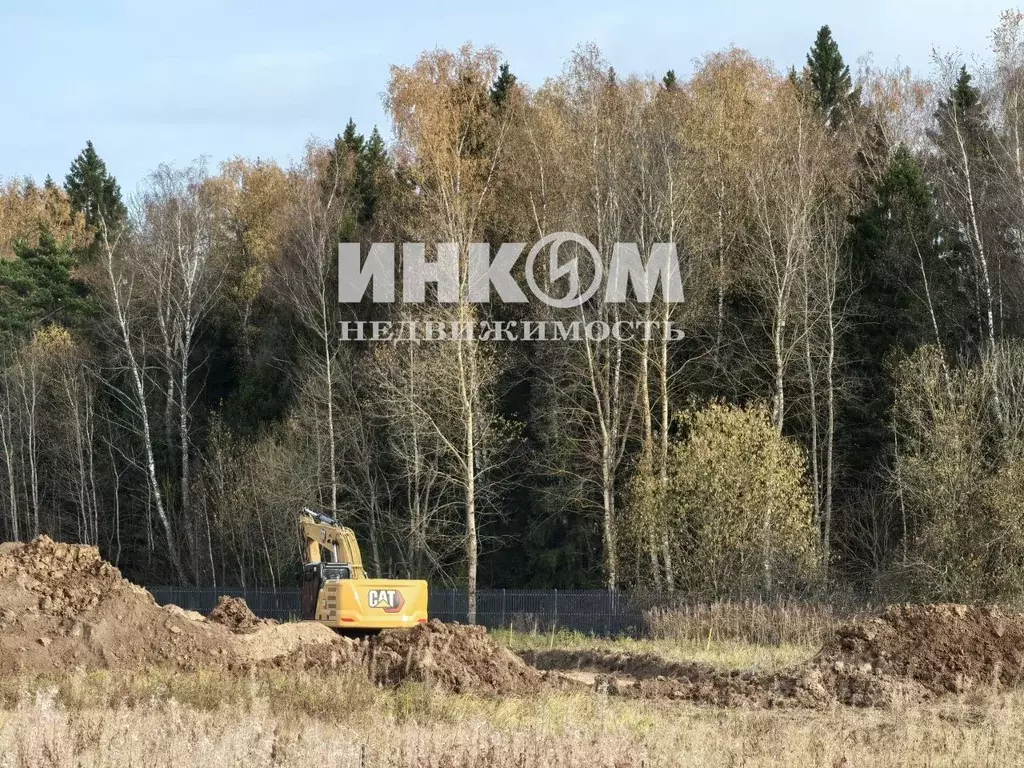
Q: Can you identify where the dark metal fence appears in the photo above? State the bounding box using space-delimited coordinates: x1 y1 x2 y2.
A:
147 586 646 636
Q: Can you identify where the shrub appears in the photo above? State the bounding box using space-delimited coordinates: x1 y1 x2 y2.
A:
638 402 822 596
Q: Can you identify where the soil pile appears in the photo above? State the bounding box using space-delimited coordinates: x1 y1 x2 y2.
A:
0 536 231 674
367 620 543 694
208 596 274 633
233 621 344 663
521 648 715 680
0 537 542 697
817 603 1024 694
521 648 912 708
523 603 1024 707
272 620 544 695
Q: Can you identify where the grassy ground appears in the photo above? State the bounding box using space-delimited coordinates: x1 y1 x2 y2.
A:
504 627 816 671
0 617 1015 767
0 668 1020 767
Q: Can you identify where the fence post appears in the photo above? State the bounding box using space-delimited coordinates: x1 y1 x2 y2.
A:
502 588 507 629
553 588 558 630
607 589 612 636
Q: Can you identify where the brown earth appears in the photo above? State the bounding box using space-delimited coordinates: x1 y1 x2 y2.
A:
817 603 1024 694
4 536 1024 707
366 620 543 694
208 595 275 633
259 620 543 696
0 536 541 697
0 536 231 674
520 648 923 707
523 603 1024 707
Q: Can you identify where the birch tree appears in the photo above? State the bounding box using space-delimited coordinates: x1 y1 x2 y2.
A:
276 143 355 517
386 45 517 619
95 213 185 579
137 164 221 569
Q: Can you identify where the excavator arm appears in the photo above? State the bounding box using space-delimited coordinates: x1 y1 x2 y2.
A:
298 507 366 578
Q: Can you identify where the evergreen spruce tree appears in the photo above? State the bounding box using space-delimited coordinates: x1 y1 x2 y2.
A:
358 127 389 223
0 231 97 348
930 66 988 156
327 120 393 227
843 145 965 478
340 117 364 155
805 25 860 129
662 69 678 90
489 62 517 109
64 140 126 232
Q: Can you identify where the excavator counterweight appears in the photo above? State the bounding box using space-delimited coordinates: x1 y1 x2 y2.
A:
298 508 428 631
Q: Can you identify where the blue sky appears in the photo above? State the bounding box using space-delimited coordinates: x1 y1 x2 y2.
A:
1 0 1013 191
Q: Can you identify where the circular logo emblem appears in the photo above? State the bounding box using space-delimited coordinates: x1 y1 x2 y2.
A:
525 232 603 308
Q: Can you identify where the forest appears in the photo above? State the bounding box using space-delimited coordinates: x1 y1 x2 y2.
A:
4 15 1024 610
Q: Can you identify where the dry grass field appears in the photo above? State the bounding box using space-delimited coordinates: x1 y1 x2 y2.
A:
0 651 1021 768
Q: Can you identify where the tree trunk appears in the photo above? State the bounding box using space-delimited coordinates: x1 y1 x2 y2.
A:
658 307 674 591
0 387 18 541
462 333 479 624
179 331 192 541
771 314 787 433
104 246 185 581
638 333 661 590
802 265 821 537
824 318 836 575
602 447 617 591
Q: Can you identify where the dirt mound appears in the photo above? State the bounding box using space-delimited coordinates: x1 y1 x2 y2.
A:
0 537 542 697
273 620 544 695
527 604 1024 708
366 620 543 695
208 596 274 633
233 622 345 663
0 536 234 674
817 603 1024 694
521 648 717 680
523 648 920 708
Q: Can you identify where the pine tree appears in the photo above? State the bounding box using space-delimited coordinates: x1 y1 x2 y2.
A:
843 145 965 477
64 141 126 232
931 66 988 156
662 70 678 90
0 231 97 348
341 118 364 155
805 25 860 129
489 62 517 109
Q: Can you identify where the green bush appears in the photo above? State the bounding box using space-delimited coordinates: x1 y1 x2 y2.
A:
632 402 822 596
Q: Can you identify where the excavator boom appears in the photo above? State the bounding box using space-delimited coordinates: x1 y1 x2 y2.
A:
298 508 428 631
299 508 366 577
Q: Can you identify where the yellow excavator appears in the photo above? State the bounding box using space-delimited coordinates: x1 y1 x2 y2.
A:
298 508 428 631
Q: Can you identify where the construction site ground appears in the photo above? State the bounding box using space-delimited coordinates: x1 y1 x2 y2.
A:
3 536 1024 766
4 536 1024 705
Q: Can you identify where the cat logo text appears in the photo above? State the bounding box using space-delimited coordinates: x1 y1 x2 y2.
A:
367 589 405 613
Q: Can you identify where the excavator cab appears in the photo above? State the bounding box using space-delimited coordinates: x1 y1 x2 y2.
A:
300 562 352 619
298 508 428 631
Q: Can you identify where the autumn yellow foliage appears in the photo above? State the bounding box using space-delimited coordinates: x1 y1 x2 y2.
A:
0 178 91 259
632 402 822 595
